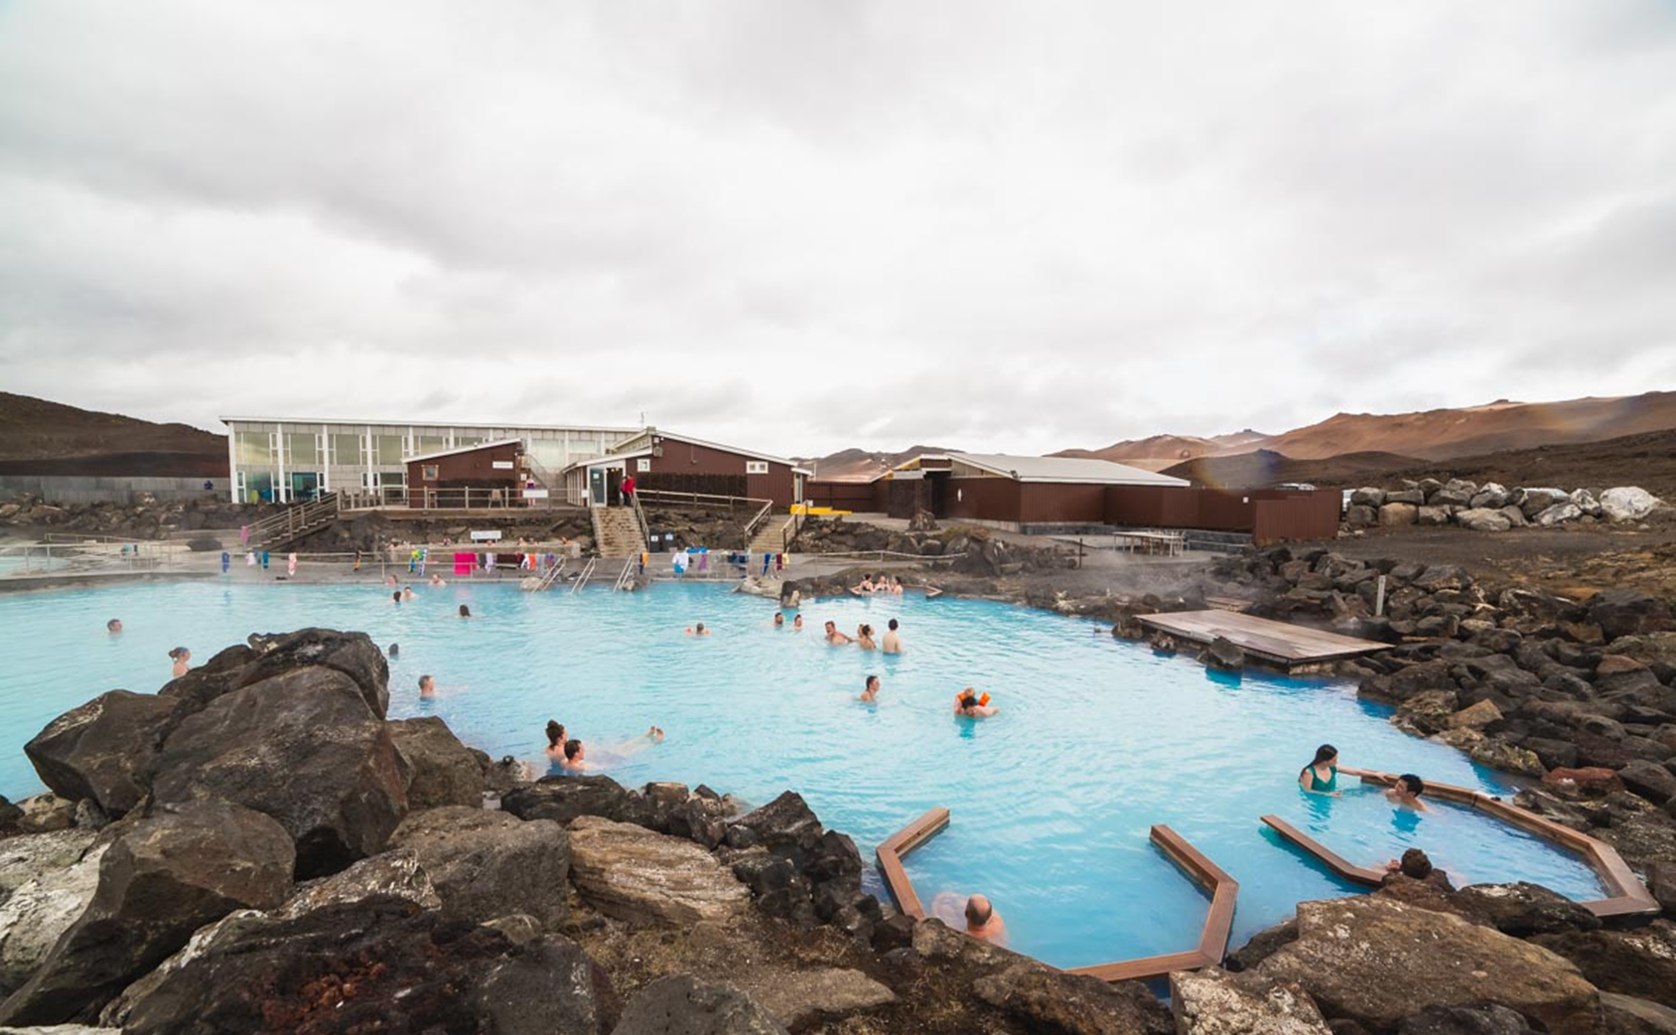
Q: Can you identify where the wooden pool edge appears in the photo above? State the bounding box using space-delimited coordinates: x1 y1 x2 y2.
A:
875 809 1240 983
1263 770 1661 919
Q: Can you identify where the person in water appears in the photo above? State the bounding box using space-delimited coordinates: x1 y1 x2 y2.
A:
106 618 123 634
773 612 785 628
419 674 436 699
1299 744 1343 796
824 621 854 645
392 591 402 604
561 728 665 772
851 574 876 594
403 585 416 601
881 618 902 654
388 643 400 658
1385 773 1430 811
459 604 471 618
544 720 568 763
860 674 881 703
793 614 804 631
428 574 446 587
687 622 711 636
955 689 998 718
929 891 1008 947
857 624 877 650
168 647 191 678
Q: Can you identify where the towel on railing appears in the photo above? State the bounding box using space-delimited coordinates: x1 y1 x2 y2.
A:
453 552 474 576
485 552 496 571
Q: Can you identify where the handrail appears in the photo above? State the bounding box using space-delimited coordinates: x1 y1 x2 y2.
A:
741 499 775 542
612 557 637 591
629 490 651 549
245 492 339 549
781 510 803 554
634 488 771 512
537 558 567 591
571 557 598 593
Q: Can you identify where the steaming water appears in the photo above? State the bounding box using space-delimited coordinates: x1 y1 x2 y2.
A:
0 579 1604 969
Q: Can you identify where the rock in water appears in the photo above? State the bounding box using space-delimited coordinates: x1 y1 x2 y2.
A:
567 817 749 926
1251 897 1600 1035
611 975 786 1035
1171 968 1331 1035
388 717 487 809
0 800 293 1026
149 667 408 878
389 807 568 927
24 692 186 818
1203 636 1246 671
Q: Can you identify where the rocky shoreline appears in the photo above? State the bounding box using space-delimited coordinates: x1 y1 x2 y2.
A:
1 560 1674 1033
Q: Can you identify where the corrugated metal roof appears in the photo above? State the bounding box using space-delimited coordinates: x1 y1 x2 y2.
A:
949 452 1190 486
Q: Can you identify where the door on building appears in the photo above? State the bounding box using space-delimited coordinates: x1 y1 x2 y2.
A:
589 468 606 506
290 472 321 501
605 468 623 506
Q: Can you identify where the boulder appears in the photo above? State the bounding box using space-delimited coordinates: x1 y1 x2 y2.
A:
0 831 96 904
1599 992 1676 1035
733 967 895 1031
1520 488 1571 517
1417 506 1453 526
1387 490 1426 506
0 845 106 994
1543 767 1625 795
1397 1004 1534 1035
233 628 391 718
1536 503 1584 526
1587 590 1674 641
1618 760 1676 805
23 692 186 818
0 800 294 1026
1532 921 1676 1010
1252 897 1600 1035
1351 488 1387 507
735 792 826 854
501 775 633 826
567 817 749 926
14 797 74 835
611 975 785 1035
1469 484 1510 510
104 900 616 1035
1395 690 1460 736
1380 503 1419 526
1571 489 1603 516
1171 968 1330 1035
1499 505 1529 528
1601 487 1661 523
149 667 409 878
1453 882 1602 937
276 848 441 918
1447 699 1503 730
1345 505 1378 528
388 717 486 809
389 807 568 927
155 643 256 711
1456 508 1513 533
1203 636 1246 671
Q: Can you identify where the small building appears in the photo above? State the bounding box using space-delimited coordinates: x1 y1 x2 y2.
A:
563 429 810 509
882 452 1190 528
404 439 526 508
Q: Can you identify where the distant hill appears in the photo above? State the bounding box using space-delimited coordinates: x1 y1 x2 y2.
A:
796 444 955 482
1054 433 1253 472
0 392 227 477
1161 450 1425 489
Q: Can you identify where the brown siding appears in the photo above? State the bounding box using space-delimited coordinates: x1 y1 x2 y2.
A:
405 443 520 505
806 480 886 511
1250 491 1342 545
638 436 797 508
942 477 1021 523
1018 483 1107 524
1103 486 1340 542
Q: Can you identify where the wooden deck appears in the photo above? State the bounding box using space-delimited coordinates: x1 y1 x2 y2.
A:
1137 610 1387 667
1263 770 1661 919
875 810 1239 983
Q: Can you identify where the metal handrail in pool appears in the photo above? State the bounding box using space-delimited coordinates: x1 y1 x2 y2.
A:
874 808 1239 984
1261 769 1660 919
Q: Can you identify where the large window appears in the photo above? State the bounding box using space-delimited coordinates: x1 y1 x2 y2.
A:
331 434 362 465
235 432 271 466
374 435 405 465
286 433 320 466
414 436 447 457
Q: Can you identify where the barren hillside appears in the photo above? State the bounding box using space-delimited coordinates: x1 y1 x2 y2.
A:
0 392 227 477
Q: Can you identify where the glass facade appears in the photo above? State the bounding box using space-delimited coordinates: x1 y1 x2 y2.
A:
224 420 637 503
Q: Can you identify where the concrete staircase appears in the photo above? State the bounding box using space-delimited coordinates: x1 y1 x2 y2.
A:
591 506 645 559
746 513 797 557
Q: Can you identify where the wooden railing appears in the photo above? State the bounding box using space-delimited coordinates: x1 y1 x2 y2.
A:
244 492 339 549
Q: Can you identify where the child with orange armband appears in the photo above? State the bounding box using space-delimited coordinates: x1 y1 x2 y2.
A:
954 688 998 718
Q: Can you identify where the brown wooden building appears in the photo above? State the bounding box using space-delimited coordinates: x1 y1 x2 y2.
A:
563 429 809 509
405 439 523 507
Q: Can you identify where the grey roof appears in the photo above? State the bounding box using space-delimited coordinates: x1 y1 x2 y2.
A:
949 452 1190 486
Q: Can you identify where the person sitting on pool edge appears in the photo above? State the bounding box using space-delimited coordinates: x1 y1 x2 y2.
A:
954 688 997 718
859 674 881 703
1385 773 1430 811
824 621 853 645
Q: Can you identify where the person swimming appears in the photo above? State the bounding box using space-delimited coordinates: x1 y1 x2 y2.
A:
1299 744 1342 797
106 618 123 634
857 624 877 650
954 688 998 718
168 647 191 678
1385 773 1430 812
388 643 400 658
403 585 416 601
824 621 854 645
860 674 882 703
882 618 902 654
544 720 568 764
459 604 471 618
773 612 785 628
560 727 665 772
793 614 804 631
419 674 436 699
686 622 711 636
392 591 402 604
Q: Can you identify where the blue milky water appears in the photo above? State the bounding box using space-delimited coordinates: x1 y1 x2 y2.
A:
0 578 1603 969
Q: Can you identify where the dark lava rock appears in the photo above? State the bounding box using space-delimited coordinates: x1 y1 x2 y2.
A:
1619 759 1676 805
149 667 409 879
1587 590 1675 641
611 974 786 1035
501 774 633 825
1396 1003 1533 1035
1454 882 1602 937
110 899 617 1035
235 628 391 718
735 791 824 853
1532 921 1676 1010
1225 917 1300 972
388 716 486 809
1203 636 1246 671
0 799 294 1026
156 643 257 711
389 806 569 927
23 689 186 817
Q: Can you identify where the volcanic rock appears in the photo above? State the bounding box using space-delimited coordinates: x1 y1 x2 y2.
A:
1380 503 1419 526
0 831 96 904
1601 487 1661 523
1171 968 1330 1035
389 807 568 927
501 775 634 826
733 967 895 1031
23 692 186 818
1396 1004 1534 1035
233 628 391 718
567 817 749 926
388 717 486 809
1532 921 1676 1010
1456 508 1513 533
1588 590 1675 641
0 844 105 994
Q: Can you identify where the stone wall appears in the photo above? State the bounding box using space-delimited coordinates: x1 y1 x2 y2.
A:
0 476 229 506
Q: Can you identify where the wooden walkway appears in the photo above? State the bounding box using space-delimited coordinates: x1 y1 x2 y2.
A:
1137 610 1387 667
875 809 1238 984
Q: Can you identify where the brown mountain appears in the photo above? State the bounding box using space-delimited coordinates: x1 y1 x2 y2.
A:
796 445 955 482
0 392 227 477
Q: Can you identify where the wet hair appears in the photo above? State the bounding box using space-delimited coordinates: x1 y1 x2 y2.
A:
866 675 879 690
546 720 566 747
888 618 899 631
860 624 873 637
960 690 978 709
965 896 993 925
106 618 121 631
824 620 836 630
696 622 705 633
388 643 399 657
773 612 784 623
168 646 189 660
419 674 433 689
563 738 583 761
1311 744 1338 766
1398 773 1426 796
393 591 402 603
459 605 471 617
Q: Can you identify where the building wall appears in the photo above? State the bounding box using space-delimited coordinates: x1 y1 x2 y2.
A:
633 436 798 508
1018 483 1108 524
224 420 638 503
405 443 522 506
1103 486 1340 542
940 476 1022 523
805 480 886 511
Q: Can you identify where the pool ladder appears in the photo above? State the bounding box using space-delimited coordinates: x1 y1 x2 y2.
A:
611 557 637 592
570 557 598 593
535 559 567 591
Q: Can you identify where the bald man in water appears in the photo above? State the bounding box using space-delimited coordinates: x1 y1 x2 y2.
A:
964 895 1008 946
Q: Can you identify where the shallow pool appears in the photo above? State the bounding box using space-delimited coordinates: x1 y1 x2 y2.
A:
0 578 1603 969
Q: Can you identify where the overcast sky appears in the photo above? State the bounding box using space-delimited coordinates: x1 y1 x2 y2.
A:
2 2 1674 456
